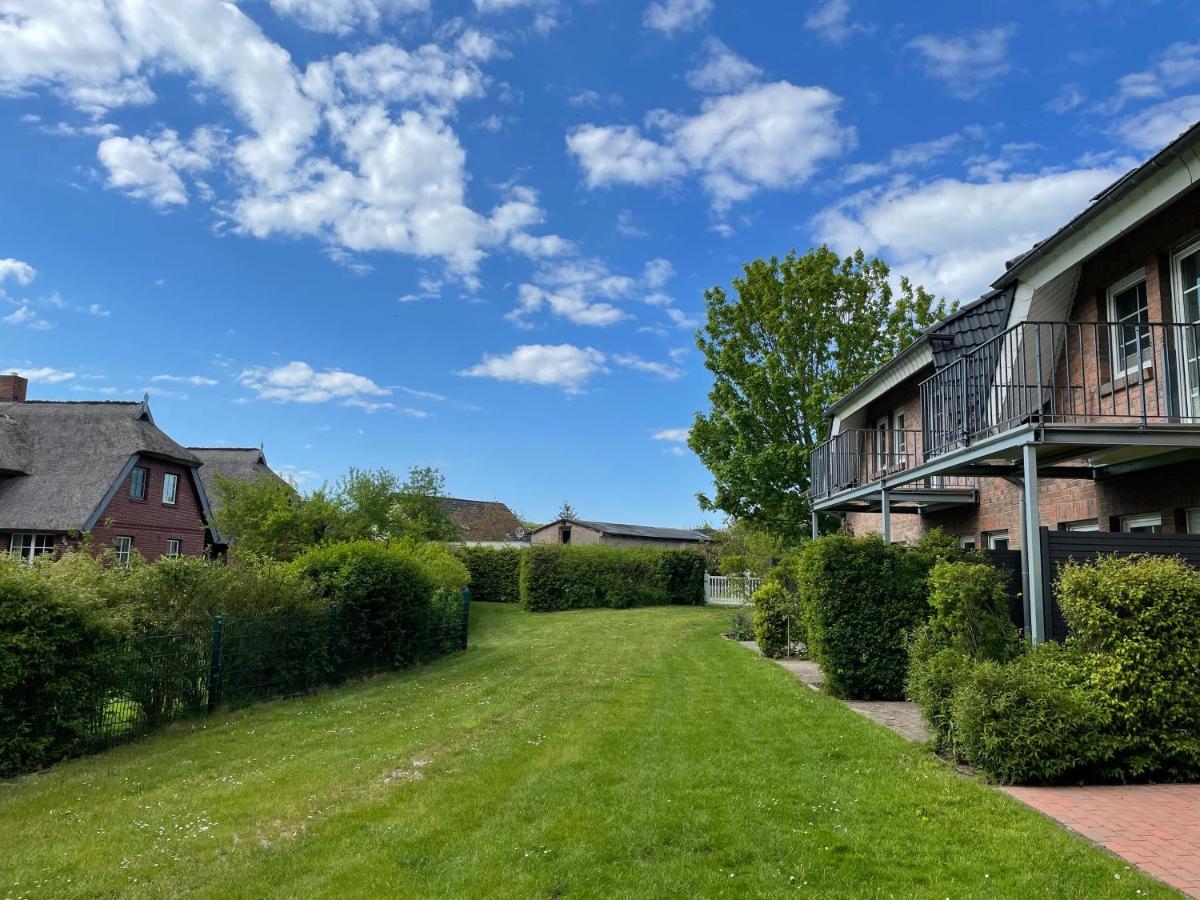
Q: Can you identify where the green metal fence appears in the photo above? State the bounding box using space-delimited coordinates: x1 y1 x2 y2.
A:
92 587 471 749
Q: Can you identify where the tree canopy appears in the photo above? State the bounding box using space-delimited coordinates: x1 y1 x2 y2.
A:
688 247 953 539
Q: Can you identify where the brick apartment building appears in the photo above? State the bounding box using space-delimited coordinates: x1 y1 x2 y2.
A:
0 374 216 561
809 118 1200 641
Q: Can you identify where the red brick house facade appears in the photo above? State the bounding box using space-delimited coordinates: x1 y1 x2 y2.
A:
0 375 216 562
809 119 1200 641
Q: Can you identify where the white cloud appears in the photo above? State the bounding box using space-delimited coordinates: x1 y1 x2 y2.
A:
1114 95 1200 152
907 25 1017 99
0 2 551 277
643 258 675 288
507 258 638 328
643 0 713 34
653 427 690 442
1100 42 1200 114
151 374 219 386
0 258 36 287
842 132 962 185
87 303 111 317
97 128 220 207
458 344 607 393
1046 83 1086 115
613 353 683 380
268 0 428 35
685 38 762 93
804 0 870 45
815 164 1126 300
237 360 391 407
569 81 854 210
665 307 700 329
13 366 75 383
3 305 48 329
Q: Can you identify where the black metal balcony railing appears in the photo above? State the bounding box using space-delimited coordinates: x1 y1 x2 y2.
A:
921 321 1200 457
808 428 976 502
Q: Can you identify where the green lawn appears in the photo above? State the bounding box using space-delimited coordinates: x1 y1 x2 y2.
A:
0 604 1170 899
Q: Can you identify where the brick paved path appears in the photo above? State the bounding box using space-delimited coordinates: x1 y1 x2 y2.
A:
1005 785 1200 897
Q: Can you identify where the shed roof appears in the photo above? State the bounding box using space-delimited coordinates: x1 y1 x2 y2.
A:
0 400 200 532
439 497 527 542
535 518 709 542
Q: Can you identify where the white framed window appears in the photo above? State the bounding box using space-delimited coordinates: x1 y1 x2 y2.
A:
164 539 181 558
1065 519 1099 532
958 535 977 550
130 465 148 501
1107 268 1150 375
1171 240 1200 418
114 535 133 564
1121 513 1162 534
874 415 890 474
892 409 908 467
162 472 178 506
9 533 55 562
985 531 1009 551
1187 507 1200 535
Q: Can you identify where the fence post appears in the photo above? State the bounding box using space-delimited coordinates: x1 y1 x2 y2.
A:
207 616 224 714
459 586 471 650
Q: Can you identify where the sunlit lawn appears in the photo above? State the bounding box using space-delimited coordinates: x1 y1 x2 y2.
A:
0 603 1170 899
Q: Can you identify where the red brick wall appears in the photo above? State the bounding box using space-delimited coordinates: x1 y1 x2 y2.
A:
89 457 209 560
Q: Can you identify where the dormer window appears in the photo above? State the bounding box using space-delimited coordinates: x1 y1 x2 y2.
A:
163 472 178 506
130 465 148 500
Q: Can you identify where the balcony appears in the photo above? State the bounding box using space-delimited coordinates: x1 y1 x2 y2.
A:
809 428 977 509
921 320 1200 458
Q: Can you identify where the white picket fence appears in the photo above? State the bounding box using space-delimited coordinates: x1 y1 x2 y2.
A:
704 573 763 606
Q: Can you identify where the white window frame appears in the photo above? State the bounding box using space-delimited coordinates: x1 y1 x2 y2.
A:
985 530 1009 550
892 409 908 468
164 539 181 559
1121 513 1162 533
873 415 890 475
958 535 977 550
130 465 149 501
1170 239 1200 418
114 535 133 564
162 472 178 506
1106 267 1150 376
1187 507 1200 535
1065 519 1099 532
9 533 55 562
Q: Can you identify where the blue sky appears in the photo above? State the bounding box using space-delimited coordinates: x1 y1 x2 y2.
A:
2 0 1199 527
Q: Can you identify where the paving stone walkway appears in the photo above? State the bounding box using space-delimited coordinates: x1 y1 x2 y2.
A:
734 637 1199 896
1004 785 1200 898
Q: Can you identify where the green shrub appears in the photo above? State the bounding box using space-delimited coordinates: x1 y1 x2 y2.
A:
727 608 755 641
795 534 933 699
904 628 973 754
952 644 1103 784
459 546 523 603
751 581 802 658
1057 554 1200 781
292 542 435 670
411 541 470 593
0 558 129 776
924 560 1020 661
519 545 706 611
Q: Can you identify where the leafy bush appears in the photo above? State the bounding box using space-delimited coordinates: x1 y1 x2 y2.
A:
924 560 1020 661
411 541 470 593
796 534 933 699
0 558 128 776
1057 554 1200 781
459 546 523 603
952 644 1103 784
904 629 973 754
519 545 706 611
292 542 435 671
727 608 755 641
751 581 803 658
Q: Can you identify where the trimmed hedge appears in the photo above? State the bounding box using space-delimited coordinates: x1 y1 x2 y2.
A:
460 546 523 603
0 560 127 775
952 644 1103 785
796 534 936 699
751 581 801 658
519 545 705 611
1057 554 1200 781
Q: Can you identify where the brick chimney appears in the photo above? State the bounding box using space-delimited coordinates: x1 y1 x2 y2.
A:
0 374 28 402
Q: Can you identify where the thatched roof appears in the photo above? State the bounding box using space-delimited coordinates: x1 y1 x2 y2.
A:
189 447 290 513
0 399 200 532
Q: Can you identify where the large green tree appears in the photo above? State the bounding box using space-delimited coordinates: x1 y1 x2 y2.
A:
689 247 952 539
